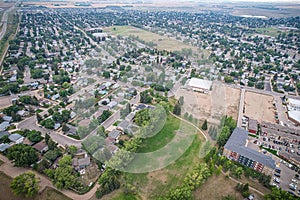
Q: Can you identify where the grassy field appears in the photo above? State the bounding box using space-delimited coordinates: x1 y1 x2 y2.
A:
104 25 209 58
253 27 282 37
115 115 204 199
0 172 71 200
137 116 178 153
194 174 244 200
0 9 18 72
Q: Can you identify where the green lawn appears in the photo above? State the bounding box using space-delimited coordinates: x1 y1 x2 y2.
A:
104 25 208 56
119 114 204 199
253 27 282 37
137 116 178 153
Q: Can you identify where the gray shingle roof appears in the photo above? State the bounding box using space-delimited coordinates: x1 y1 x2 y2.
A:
108 129 120 139
0 143 10 152
0 131 9 139
225 127 276 169
8 133 24 142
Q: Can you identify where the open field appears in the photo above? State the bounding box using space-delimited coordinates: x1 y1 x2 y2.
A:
244 91 276 123
253 27 282 37
175 83 241 125
194 174 265 200
106 114 204 199
104 25 209 57
0 172 71 200
194 174 243 200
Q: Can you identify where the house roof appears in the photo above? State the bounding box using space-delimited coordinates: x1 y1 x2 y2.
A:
33 141 48 152
0 143 10 152
0 122 10 131
224 127 276 169
108 129 120 139
0 131 9 139
78 157 90 167
2 116 12 122
8 133 24 142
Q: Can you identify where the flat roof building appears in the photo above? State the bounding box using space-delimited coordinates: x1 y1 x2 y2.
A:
223 127 276 175
187 78 212 94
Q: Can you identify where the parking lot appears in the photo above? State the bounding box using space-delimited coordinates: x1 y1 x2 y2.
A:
271 158 300 197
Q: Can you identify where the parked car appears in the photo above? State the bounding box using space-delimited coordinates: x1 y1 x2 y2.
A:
274 173 280 178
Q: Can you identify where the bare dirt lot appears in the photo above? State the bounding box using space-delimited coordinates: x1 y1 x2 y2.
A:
175 83 240 125
244 91 276 124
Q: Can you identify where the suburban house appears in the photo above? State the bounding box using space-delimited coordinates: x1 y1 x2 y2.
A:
8 133 24 144
33 141 49 153
0 131 9 139
223 127 276 175
0 122 10 132
108 129 121 140
0 143 10 152
72 156 91 171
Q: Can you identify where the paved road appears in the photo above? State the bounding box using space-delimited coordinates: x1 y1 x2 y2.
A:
237 88 245 127
17 115 82 148
0 5 14 40
0 154 99 200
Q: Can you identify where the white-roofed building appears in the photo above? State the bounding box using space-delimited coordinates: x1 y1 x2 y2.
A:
288 98 300 111
187 78 212 94
288 110 300 125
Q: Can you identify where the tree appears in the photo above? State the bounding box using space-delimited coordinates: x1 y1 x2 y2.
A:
120 103 132 119
68 145 78 157
41 118 55 129
7 144 38 167
62 124 70 133
27 130 43 143
217 126 231 147
173 102 181 116
235 167 243 179
36 113 43 123
10 172 39 197
178 96 184 105
264 188 296 200
96 168 120 199
201 120 208 130
45 155 77 190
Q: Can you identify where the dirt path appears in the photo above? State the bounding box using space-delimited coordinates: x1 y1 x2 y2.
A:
169 111 208 142
218 165 265 197
0 154 99 200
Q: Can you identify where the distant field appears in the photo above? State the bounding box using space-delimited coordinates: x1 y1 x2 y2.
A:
0 172 71 200
253 27 282 37
104 25 209 57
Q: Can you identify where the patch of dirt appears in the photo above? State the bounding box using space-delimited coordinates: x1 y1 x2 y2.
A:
244 91 276 123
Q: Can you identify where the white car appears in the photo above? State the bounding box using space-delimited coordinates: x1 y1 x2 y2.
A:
292 179 298 184
274 178 280 183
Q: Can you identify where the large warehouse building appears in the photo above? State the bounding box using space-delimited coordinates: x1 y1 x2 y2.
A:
287 98 300 125
187 78 212 94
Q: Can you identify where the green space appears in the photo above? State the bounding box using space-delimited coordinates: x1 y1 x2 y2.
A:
137 116 178 153
0 9 19 72
253 27 282 37
0 172 71 200
104 25 209 58
119 115 204 199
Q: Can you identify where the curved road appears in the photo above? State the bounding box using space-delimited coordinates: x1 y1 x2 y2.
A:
0 154 99 200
